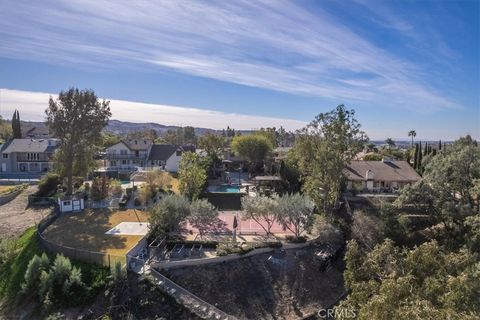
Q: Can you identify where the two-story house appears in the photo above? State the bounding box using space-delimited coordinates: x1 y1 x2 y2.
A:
0 138 59 173
103 140 195 174
104 139 152 172
146 144 195 172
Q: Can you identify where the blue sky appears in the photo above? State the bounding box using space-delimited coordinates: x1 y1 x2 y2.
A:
0 0 478 139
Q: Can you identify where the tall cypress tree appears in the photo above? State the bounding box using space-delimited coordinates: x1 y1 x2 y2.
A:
423 142 428 156
11 109 22 139
417 141 423 172
439 140 442 151
413 143 419 169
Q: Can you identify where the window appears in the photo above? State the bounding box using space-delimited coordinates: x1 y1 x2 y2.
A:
122 160 127 165
26 153 39 160
120 150 128 155
2 154 7 159
63 201 71 206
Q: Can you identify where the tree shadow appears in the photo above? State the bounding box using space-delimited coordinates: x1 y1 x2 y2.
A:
42 208 131 255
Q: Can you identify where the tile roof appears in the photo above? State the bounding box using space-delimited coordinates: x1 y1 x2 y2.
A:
345 160 421 182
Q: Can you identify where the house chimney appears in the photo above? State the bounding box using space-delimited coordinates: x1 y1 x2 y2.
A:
366 169 374 180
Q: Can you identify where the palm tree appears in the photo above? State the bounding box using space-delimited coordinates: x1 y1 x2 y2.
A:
408 130 416 147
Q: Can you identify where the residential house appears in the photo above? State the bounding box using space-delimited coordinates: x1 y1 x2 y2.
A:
146 144 195 172
24 126 51 139
104 139 152 172
103 139 195 173
345 160 420 192
0 138 59 173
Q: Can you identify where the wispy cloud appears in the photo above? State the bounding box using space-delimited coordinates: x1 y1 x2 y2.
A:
0 88 307 130
0 0 463 112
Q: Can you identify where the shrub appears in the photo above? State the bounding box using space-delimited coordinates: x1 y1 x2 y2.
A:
216 239 281 256
313 215 343 248
0 238 19 267
23 254 88 309
285 235 307 243
109 179 122 197
134 197 141 206
21 253 50 294
38 255 87 307
149 194 191 235
37 173 61 197
91 176 110 201
110 261 126 284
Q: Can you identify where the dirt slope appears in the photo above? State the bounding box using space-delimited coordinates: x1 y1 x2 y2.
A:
0 185 51 239
166 246 345 320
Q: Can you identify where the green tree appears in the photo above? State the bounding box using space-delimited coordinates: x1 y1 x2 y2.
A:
189 199 218 238
276 193 314 238
100 132 121 148
0 115 13 143
241 195 278 235
178 152 207 200
22 253 50 294
408 130 416 147
255 128 277 148
198 133 225 159
183 126 196 144
413 143 419 169
396 136 480 249
149 194 191 235
46 88 111 195
11 109 22 138
385 138 395 149
289 105 367 214
363 153 383 161
90 176 110 201
38 255 86 307
417 141 423 172
231 134 273 172
339 239 479 319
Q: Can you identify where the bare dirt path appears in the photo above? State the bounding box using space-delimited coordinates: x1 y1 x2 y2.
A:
0 185 52 239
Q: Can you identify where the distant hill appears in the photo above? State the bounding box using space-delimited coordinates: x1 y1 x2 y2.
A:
105 119 218 135
16 119 252 137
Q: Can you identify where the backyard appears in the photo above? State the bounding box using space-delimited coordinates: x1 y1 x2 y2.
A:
42 209 149 256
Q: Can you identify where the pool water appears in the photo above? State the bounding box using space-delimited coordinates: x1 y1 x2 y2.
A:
211 185 241 193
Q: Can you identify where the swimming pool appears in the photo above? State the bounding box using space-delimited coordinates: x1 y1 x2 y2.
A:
209 185 241 193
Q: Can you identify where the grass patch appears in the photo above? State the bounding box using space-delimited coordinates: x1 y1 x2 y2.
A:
0 226 109 305
0 227 42 302
0 184 27 196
